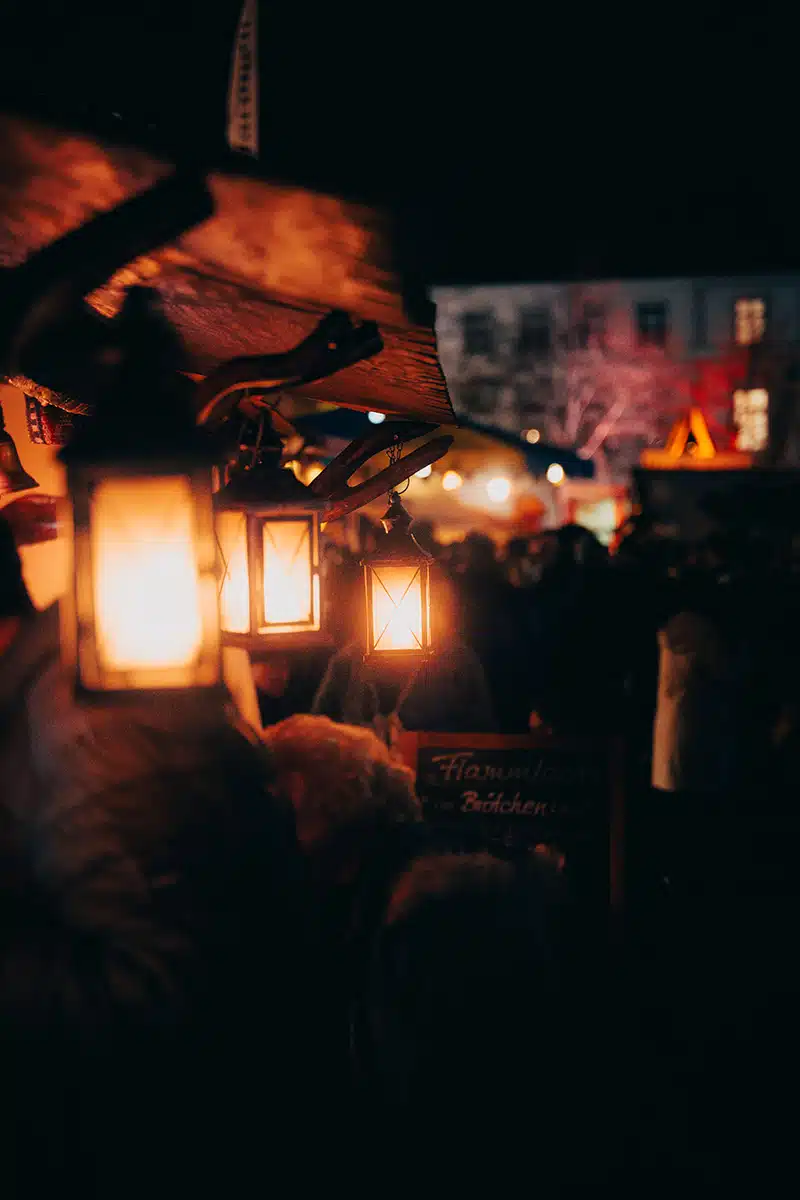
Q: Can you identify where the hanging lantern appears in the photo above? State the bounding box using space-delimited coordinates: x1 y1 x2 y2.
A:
362 490 433 663
58 290 222 697
0 403 39 496
215 428 325 651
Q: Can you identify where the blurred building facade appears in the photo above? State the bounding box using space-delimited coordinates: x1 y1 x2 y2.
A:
434 275 800 482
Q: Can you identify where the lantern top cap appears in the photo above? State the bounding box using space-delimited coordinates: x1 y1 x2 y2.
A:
364 490 432 563
59 287 217 468
216 458 324 511
380 490 413 536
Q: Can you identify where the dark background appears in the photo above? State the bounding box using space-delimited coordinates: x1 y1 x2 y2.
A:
1 1 795 284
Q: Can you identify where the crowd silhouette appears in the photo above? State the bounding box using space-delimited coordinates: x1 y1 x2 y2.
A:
2 504 800 1196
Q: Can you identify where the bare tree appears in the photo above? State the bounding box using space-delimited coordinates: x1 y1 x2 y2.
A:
439 284 797 483
515 328 690 482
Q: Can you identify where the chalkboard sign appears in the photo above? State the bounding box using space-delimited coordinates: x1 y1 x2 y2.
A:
398 732 624 912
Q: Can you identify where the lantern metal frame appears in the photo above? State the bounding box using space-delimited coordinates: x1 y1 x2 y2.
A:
61 455 222 697
58 289 224 701
215 455 329 653
361 490 433 665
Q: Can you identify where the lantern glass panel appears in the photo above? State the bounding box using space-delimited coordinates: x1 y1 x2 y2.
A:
217 510 250 634
90 475 205 670
369 562 425 652
260 516 320 633
71 468 221 692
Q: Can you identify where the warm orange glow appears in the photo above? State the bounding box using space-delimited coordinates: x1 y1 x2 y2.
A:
663 408 716 459
524 428 541 444
90 476 203 671
415 464 432 479
217 510 250 634
370 563 423 651
546 463 565 486
640 405 753 469
442 469 463 491
261 519 318 632
306 463 324 484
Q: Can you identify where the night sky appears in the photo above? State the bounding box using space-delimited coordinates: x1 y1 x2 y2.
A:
1 1 795 285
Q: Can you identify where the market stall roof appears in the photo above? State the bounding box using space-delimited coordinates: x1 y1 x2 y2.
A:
2 2 796 286
0 116 454 425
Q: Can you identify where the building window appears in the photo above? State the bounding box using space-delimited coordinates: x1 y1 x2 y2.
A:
461 311 495 356
515 380 551 416
734 297 766 346
575 303 606 349
459 379 502 416
733 388 769 451
517 307 551 354
637 301 669 347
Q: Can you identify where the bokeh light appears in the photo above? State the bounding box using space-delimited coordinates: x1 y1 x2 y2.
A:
486 476 512 503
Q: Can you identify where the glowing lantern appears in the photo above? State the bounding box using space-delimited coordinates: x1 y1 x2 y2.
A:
368 411 386 424
415 463 432 479
59 380 221 698
215 445 324 651
546 462 565 486
362 491 432 663
442 469 463 491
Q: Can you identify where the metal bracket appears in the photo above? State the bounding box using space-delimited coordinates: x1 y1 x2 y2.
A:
309 419 454 522
194 309 383 429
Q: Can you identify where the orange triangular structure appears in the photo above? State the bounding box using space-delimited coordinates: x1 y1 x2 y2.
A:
641 406 753 471
662 407 716 459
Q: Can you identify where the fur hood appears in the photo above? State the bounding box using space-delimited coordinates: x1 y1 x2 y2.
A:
0 603 295 1030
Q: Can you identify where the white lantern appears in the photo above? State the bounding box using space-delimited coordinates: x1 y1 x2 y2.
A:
216 457 325 651
58 295 222 697
362 492 433 663
62 461 220 694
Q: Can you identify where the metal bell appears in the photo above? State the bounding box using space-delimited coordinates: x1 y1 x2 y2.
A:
0 413 39 496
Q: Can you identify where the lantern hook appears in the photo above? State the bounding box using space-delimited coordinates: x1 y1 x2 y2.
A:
386 439 411 496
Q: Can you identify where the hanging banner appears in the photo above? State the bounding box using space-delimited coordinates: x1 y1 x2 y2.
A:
25 395 89 446
227 0 259 158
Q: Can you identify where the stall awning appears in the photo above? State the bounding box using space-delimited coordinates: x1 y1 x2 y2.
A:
0 116 454 425
459 418 595 479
